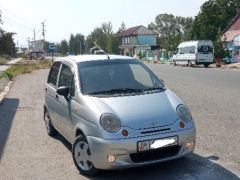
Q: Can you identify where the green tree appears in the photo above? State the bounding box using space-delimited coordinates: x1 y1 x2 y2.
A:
0 10 2 29
191 0 240 41
0 11 16 57
148 13 193 51
106 33 119 54
0 32 16 56
74 34 85 54
86 22 117 53
69 34 75 55
118 22 126 33
60 39 68 55
214 28 226 58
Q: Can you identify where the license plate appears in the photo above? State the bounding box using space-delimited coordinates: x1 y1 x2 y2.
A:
137 136 178 152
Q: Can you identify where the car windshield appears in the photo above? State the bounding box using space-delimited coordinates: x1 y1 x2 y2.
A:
78 59 165 95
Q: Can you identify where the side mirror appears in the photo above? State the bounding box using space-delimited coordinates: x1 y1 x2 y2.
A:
57 86 69 97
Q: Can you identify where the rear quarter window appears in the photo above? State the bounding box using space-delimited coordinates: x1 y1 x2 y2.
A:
48 62 61 87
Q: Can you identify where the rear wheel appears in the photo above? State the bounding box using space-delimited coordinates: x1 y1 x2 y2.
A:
204 63 209 68
44 110 57 137
72 135 98 176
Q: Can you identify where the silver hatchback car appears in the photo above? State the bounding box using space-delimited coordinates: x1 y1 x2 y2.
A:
44 55 196 176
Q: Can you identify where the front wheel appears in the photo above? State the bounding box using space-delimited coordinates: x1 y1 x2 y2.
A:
173 60 177 66
72 135 98 176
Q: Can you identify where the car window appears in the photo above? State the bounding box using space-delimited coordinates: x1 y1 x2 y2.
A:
58 64 75 96
48 62 61 87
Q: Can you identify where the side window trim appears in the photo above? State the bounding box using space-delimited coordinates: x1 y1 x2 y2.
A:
56 64 63 88
47 61 61 88
58 63 76 98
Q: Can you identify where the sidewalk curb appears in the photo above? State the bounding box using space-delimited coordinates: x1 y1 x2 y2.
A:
0 80 13 104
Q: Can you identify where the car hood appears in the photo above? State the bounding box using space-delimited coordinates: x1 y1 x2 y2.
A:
91 89 182 130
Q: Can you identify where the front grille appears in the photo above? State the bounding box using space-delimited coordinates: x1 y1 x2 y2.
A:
130 146 180 163
140 128 170 134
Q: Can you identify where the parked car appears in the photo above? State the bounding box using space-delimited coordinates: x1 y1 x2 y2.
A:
44 55 196 176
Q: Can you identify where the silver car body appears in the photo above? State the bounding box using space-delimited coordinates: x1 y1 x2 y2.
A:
44 55 196 170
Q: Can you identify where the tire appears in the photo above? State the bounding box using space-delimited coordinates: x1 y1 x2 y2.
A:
188 61 192 67
204 63 209 68
173 60 177 66
72 135 98 176
44 110 57 137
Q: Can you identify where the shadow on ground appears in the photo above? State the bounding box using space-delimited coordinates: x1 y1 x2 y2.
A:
0 98 19 160
55 130 239 180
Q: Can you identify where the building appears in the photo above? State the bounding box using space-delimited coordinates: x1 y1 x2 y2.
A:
118 25 159 60
221 13 240 63
28 40 44 59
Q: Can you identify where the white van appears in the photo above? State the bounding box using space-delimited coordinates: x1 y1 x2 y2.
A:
172 40 214 67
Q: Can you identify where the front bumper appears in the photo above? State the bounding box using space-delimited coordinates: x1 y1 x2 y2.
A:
87 128 196 170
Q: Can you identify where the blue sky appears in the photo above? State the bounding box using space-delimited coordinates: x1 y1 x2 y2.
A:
0 0 207 47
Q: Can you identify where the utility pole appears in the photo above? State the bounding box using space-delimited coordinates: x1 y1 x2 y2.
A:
33 29 36 41
41 20 46 57
41 21 46 41
27 37 30 51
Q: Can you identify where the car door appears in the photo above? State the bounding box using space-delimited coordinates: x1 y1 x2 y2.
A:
55 63 75 141
45 61 61 130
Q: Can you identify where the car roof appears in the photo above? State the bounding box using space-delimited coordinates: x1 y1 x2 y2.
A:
55 55 135 64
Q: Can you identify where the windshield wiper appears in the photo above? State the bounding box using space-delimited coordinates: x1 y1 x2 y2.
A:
143 87 166 92
88 88 143 95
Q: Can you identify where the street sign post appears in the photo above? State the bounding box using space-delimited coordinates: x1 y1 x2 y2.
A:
48 43 55 62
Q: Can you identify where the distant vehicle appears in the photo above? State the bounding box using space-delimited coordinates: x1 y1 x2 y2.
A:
94 49 105 55
172 40 214 68
44 55 196 176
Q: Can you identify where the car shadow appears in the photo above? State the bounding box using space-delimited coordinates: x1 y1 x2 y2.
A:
0 98 19 160
55 133 239 180
91 154 239 180
53 132 72 151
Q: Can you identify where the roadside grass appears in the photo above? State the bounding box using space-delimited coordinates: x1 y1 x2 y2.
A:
0 58 8 65
0 61 52 80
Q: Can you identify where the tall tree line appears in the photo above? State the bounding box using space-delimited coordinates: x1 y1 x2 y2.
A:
55 33 85 55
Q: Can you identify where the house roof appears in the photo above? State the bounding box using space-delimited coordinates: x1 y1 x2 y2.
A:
118 25 158 37
222 13 240 42
222 13 240 34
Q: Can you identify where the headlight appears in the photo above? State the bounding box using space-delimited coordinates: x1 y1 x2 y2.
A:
100 113 121 133
176 104 193 123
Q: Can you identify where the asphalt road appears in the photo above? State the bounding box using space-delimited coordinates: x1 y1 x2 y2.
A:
0 65 239 180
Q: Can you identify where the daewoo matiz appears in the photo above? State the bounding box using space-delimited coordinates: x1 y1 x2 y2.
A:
44 55 196 176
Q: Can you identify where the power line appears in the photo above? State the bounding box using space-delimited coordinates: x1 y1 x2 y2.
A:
0 5 36 28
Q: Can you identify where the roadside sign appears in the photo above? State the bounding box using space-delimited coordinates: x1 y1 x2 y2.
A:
48 43 55 62
48 43 55 51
